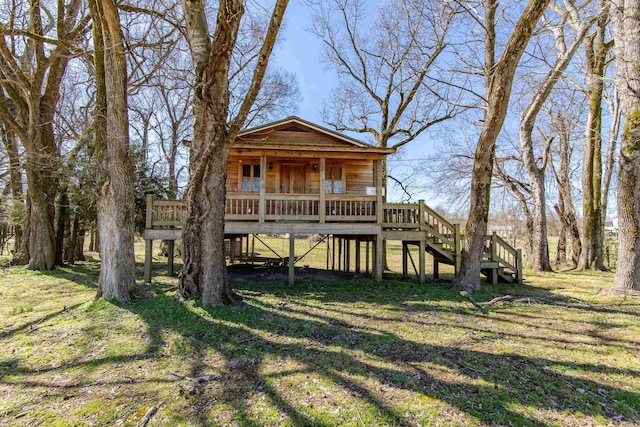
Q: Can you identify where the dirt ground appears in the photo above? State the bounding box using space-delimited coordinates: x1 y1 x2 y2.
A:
227 263 373 282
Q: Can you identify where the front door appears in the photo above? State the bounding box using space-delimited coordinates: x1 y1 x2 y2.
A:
280 164 307 193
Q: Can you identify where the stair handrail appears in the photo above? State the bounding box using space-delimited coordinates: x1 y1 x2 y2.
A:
488 232 521 281
421 202 457 246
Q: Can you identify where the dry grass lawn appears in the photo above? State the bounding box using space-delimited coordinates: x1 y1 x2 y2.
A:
0 241 639 426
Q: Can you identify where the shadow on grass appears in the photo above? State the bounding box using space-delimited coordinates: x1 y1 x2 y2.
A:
6 263 639 425
105 287 639 426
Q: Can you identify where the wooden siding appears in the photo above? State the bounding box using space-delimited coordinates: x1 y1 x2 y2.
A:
346 159 374 194
227 156 374 196
238 127 354 147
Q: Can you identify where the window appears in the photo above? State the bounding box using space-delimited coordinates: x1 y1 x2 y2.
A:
241 163 261 192
325 166 343 194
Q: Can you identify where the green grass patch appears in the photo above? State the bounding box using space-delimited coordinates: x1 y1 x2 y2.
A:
1 256 639 426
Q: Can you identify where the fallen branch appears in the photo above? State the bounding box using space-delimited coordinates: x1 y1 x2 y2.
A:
484 295 516 306
137 404 160 427
460 291 488 314
461 292 561 313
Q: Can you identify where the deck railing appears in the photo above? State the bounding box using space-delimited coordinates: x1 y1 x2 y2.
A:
486 232 522 282
147 194 377 227
145 195 520 283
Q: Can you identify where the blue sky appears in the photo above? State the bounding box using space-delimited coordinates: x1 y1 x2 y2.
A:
272 1 438 203
274 1 333 124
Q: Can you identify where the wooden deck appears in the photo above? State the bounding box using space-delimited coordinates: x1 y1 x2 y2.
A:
143 194 522 286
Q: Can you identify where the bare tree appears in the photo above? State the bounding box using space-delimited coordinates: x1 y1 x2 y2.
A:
518 1 595 272
569 0 614 270
452 0 550 293
311 0 461 152
609 0 640 295
548 101 583 268
177 0 289 306
0 0 89 269
90 0 147 301
601 86 621 241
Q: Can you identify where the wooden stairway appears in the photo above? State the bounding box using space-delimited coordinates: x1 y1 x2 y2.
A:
382 201 522 284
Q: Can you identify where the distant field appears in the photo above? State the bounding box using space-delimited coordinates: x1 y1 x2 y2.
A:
0 243 638 426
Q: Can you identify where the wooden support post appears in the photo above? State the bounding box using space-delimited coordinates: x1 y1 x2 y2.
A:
326 235 330 270
516 248 523 284
375 234 383 282
418 200 425 230
375 159 384 224
490 232 498 284
365 241 370 274
419 239 426 284
402 242 408 279
338 237 343 271
319 158 326 224
259 154 266 223
331 235 336 270
144 239 153 283
345 239 351 272
355 239 361 273
144 194 154 283
168 240 175 276
433 258 440 280
289 234 295 285
454 224 461 275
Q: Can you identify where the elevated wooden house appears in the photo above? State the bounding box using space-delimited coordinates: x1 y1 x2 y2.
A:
144 117 522 285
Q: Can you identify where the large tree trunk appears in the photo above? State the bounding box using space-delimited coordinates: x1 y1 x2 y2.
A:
528 167 551 271
179 139 234 306
24 109 58 270
177 0 288 306
580 9 610 271
453 0 550 292
610 0 640 295
91 0 146 301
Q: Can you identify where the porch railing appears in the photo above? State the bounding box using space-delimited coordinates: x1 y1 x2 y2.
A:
146 193 378 227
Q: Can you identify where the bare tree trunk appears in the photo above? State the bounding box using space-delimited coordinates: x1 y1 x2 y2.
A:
580 6 611 271
54 183 69 266
91 0 146 301
519 4 593 272
610 0 640 295
520 132 552 272
75 226 86 261
602 90 621 234
453 0 550 292
24 97 58 270
555 198 567 265
0 125 24 255
180 141 234 305
178 0 288 306
67 212 78 264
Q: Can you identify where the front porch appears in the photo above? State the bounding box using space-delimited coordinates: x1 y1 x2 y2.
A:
143 195 522 286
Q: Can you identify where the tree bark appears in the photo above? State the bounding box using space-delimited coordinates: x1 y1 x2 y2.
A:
54 183 69 266
453 0 550 292
551 118 582 268
555 198 567 265
178 0 289 306
580 6 611 271
0 125 24 254
519 5 593 272
91 0 146 301
610 0 640 295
